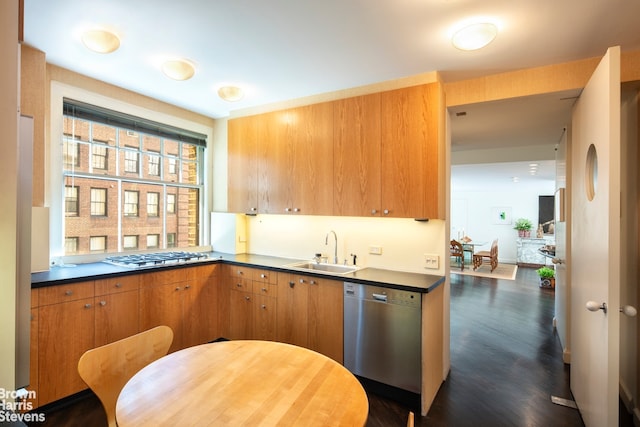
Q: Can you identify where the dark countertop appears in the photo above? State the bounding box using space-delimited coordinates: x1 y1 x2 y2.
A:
32 252 445 293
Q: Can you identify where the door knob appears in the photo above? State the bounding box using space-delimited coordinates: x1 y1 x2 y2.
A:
586 301 607 313
620 305 638 317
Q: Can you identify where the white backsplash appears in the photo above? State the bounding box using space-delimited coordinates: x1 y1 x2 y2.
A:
240 214 445 274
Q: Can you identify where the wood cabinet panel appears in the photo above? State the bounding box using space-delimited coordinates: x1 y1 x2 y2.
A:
183 278 217 346
228 115 259 214
38 297 95 406
308 278 344 363
381 83 441 218
253 295 277 341
333 93 382 216
258 110 292 214
94 290 139 347
276 274 309 347
28 308 38 409
95 274 139 295
229 289 253 340
38 281 94 305
139 281 186 353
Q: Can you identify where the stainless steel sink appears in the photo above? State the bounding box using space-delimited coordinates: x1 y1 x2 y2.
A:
284 261 360 275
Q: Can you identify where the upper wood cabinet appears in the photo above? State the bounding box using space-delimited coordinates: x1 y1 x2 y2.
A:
333 93 382 216
228 115 259 214
258 102 334 215
381 83 442 219
227 82 444 219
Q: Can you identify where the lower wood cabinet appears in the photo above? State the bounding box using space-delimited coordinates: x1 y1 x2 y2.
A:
227 266 277 341
277 273 344 363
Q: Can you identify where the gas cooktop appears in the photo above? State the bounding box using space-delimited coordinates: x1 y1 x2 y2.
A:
104 251 209 268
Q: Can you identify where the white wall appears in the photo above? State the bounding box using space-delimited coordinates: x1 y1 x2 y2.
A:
451 183 555 264
221 214 447 275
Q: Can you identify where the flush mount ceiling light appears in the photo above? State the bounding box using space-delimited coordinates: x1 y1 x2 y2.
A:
81 29 120 54
452 22 498 51
217 86 244 102
161 59 196 81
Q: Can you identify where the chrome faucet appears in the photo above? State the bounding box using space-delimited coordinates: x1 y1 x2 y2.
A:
325 230 338 264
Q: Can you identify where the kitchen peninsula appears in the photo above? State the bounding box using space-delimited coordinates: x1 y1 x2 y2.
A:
30 252 445 416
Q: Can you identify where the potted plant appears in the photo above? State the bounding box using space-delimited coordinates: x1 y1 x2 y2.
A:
537 266 555 288
514 218 533 237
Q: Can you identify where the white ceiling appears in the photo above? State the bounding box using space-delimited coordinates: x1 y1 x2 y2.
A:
23 0 640 189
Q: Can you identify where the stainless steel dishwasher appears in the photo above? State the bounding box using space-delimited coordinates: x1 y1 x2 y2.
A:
344 282 421 394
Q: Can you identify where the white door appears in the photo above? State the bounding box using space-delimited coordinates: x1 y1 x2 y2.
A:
570 46 621 427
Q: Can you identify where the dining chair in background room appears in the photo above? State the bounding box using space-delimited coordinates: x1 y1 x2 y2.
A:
77 325 174 427
450 239 465 271
473 239 499 272
407 411 415 427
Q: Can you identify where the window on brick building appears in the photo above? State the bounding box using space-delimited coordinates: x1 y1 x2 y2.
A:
62 98 206 255
90 188 107 216
65 185 79 216
147 192 159 217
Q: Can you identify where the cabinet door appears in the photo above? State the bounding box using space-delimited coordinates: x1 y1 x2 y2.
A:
258 110 292 214
276 274 309 347
229 289 253 340
308 278 344 363
183 278 217 347
333 93 382 216
139 282 185 353
228 115 259 214
38 298 95 406
95 290 139 347
254 295 277 341
290 102 334 215
381 83 441 218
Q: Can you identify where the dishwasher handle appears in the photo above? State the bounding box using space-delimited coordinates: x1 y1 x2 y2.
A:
372 293 388 302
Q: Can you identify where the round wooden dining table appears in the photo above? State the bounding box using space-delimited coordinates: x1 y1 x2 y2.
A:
115 340 369 426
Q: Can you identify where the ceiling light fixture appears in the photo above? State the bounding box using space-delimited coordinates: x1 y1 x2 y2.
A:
161 59 196 81
81 29 120 54
451 22 498 51
217 86 244 102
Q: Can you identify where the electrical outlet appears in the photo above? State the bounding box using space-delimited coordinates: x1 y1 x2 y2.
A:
424 253 439 269
369 245 383 255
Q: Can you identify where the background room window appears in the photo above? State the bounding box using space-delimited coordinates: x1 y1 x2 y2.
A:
167 193 176 214
90 188 107 216
65 185 79 216
90 236 107 252
147 234 159 249
123 235 138 250
147 192 159 217
62 98 206 255
123 190 139 217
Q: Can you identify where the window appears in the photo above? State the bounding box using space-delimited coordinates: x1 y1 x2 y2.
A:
123 190 139 217
124 150 139 174
147 234 159 249
123 235 138 250
167 193 176 214
65 186 79 216
62 98 206 256
147 192 159 217
65 237 79 254
90 188 107 216
92 143 108 170
90 236 107 252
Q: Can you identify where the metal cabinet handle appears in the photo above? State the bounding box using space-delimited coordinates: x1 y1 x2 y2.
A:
84 303 92 309
261 304 266 309
371 209 377 215
245 296 251 301
285 208 292 212
260 273 267 279
261 287 267 292
115 283 122 288
309 280 317 285
289 281 295 288
65 290 73 296
299 278 306 284
250 207 257 212
238 270 244 275
175 287 181 291
185 285 191 289
236 283 243 288
383 209 390 215
99 300 106 306
293 208 300 212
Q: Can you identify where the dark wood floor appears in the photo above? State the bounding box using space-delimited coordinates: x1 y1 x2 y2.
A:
29 267 633 426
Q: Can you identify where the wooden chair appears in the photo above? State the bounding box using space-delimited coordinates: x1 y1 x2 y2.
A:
77 326 174 427
473 239 499 272
407 411 415 427
450 239 465 270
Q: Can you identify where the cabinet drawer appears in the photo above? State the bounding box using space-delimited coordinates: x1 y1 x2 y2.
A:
95 275 139 295
38 281 94 305
253 282 278 297
230 277 252 292
228 265 253 279
252 268 276 284
139 267 193 289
